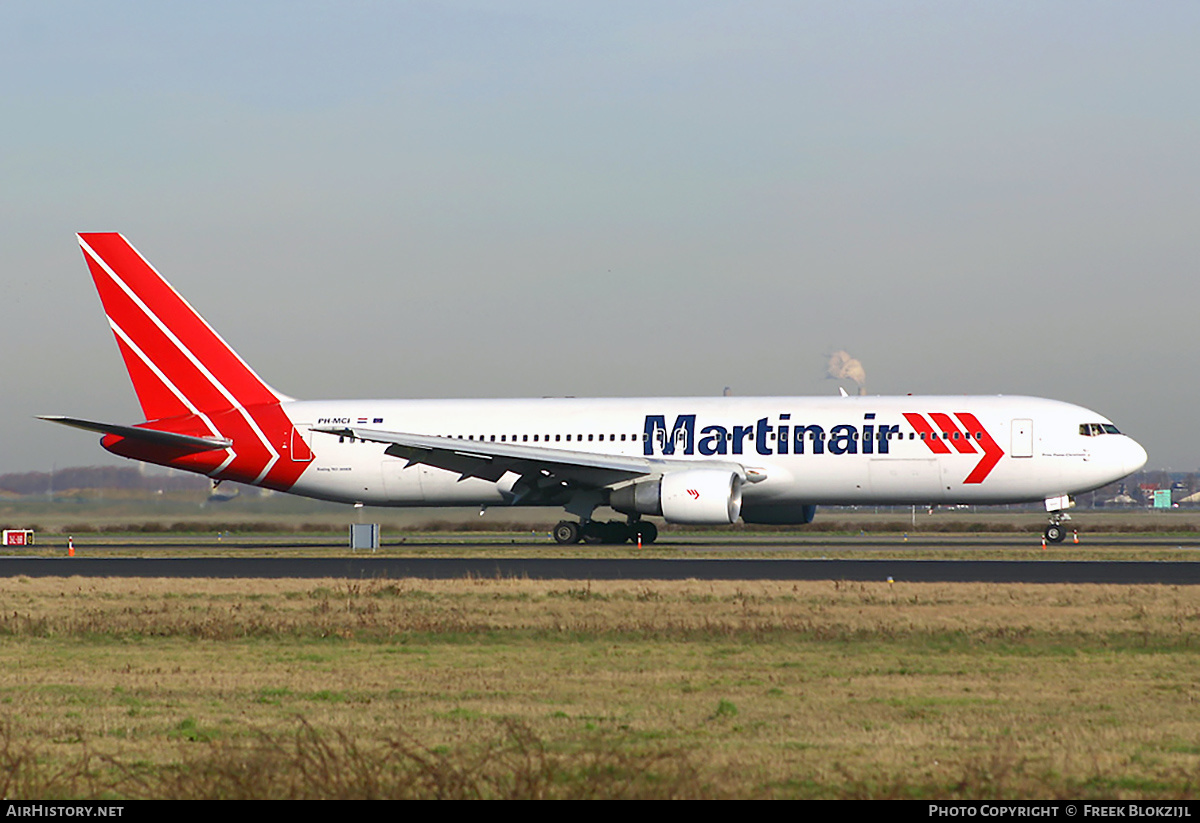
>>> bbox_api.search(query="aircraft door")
[289,425,314,462]
[1011,419,1033,458]
[674,428,689,450]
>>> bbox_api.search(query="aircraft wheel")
[1044,524,1065,544]
[553,521,581,544]
[603,521,631,544]
[580,521,606,544]
[631,522,658,544]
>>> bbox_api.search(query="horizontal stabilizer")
[38,416,233,452]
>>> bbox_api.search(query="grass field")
[2,575,1199,798]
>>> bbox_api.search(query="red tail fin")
[78,234,311,488]
[78,233,287,421]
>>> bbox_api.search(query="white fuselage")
[278,394,1147,508]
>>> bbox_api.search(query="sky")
[2,1,1198,473]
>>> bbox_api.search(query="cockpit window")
[1080,422,1122,436]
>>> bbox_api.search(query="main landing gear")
[552,519,658,545]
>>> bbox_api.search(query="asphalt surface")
[2,555,1200,583]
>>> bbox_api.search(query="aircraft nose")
[1123,437,1148,476]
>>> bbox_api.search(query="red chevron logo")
[902,412,1005,484]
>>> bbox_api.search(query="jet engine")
[610,470,743,525]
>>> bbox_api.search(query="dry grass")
[1,576,1199,798]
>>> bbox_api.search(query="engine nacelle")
[610,470,743,525]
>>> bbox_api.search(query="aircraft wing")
[312,425,656,486]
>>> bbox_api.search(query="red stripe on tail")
[79,233,284,420]
[78,233,310,492]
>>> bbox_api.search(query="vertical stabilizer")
[76,233,310,489]
[77,233,288,421]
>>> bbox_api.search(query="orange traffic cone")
[68,536,74,557]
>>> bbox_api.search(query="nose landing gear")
[1042,494,1076,544]
[1044,510,1071,544]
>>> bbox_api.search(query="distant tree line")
[0,466,210,495]
[1,466,1195,504]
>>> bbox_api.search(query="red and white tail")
[78,233,288,421]
[76,233,312,488]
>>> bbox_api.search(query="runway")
[3,555,1200,584]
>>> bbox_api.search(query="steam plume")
[826,350,866,395]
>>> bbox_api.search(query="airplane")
[41,233,1148,545]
